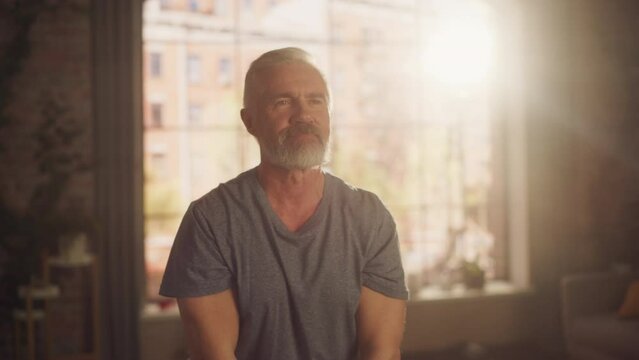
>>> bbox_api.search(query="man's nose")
[291,101,314,123]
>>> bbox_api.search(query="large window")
[143,0,510,305]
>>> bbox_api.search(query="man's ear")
[240,108,255,136]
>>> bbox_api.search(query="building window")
[150,152,169,179]
[150,103,163,127]
[218,57,232,87]
[188,0,199,12]
[215,0,228,16]
[362,27,379,44]
[187,54,201,84]
[150,52,162,78]
[188,104,203,125]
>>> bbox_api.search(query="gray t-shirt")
[160,168,408,360]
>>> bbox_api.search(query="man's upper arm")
[177,289,239,360]
[357,286,406,360]
[161,203,233,297]
[360,196,408,301]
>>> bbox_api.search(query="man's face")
[244,62,331,170]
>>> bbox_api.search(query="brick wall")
[0,1,94,357]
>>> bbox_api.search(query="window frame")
[139,0,530,307]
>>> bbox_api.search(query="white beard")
[261,123,329,170]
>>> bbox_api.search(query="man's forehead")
[257,62,326,87]
[260,60,320,73]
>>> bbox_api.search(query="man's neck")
[256,161,325,232]
[257,162,324,201]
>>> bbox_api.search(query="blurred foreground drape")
[92,0,145,359]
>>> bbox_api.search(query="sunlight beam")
[422,1,495,88]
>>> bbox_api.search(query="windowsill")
[409,281,534,303]
[141,301,180,320]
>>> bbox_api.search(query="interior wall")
[0,1,94,218]
[524,0,576,352]
[140,293,537,360]
[568,0,639,270]
[524,0,639,352]
[0,1,94,355]
[403,294,536,353]
[140,312,189,360]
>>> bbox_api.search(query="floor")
[403,342,568,360]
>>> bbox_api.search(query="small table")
[13,283,60,360]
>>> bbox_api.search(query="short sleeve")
[362,201,409,300]
[159,202,233,298]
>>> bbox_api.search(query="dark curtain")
[92,0,145,359]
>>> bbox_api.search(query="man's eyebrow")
[266,92,295,100]
[266,92,327,101]
[305,92,328,99]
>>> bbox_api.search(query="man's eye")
[274,99,291,106]
[309,98,325,106]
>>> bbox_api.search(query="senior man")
[160,47,408,360]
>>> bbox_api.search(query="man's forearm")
[178,291,239,360]
[187,348,237,360]
[358,348,401,360]
[183,323,237,360]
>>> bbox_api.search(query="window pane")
[143,0,507,306]
[150,103,163,128]
[144,127,252,301]
[189,0,199,12]
[187,55,201,84]
[150,52,162,77]
[215,0,228,16]
[218,57,232,87]
[188,104,203,125]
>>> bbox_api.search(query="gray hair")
[242,47,331,109]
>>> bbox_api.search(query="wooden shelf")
[50,353,97,360]
[18,284,60,300]
[12,309,45,321]
[14,254,100,360]
[48,255,94,268]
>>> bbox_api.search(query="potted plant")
[461,258,486,290]
[0,96,95,311]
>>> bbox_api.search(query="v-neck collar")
[250,167,330,240]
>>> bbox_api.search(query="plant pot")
[462,269,486,289]
[58,232,89,264]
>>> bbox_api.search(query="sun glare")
[422,1,495,88]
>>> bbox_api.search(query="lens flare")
[422,1,495,88]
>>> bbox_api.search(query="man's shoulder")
[325,171,388,212]
[191,167,257,213]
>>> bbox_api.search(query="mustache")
[279,123,324,145]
